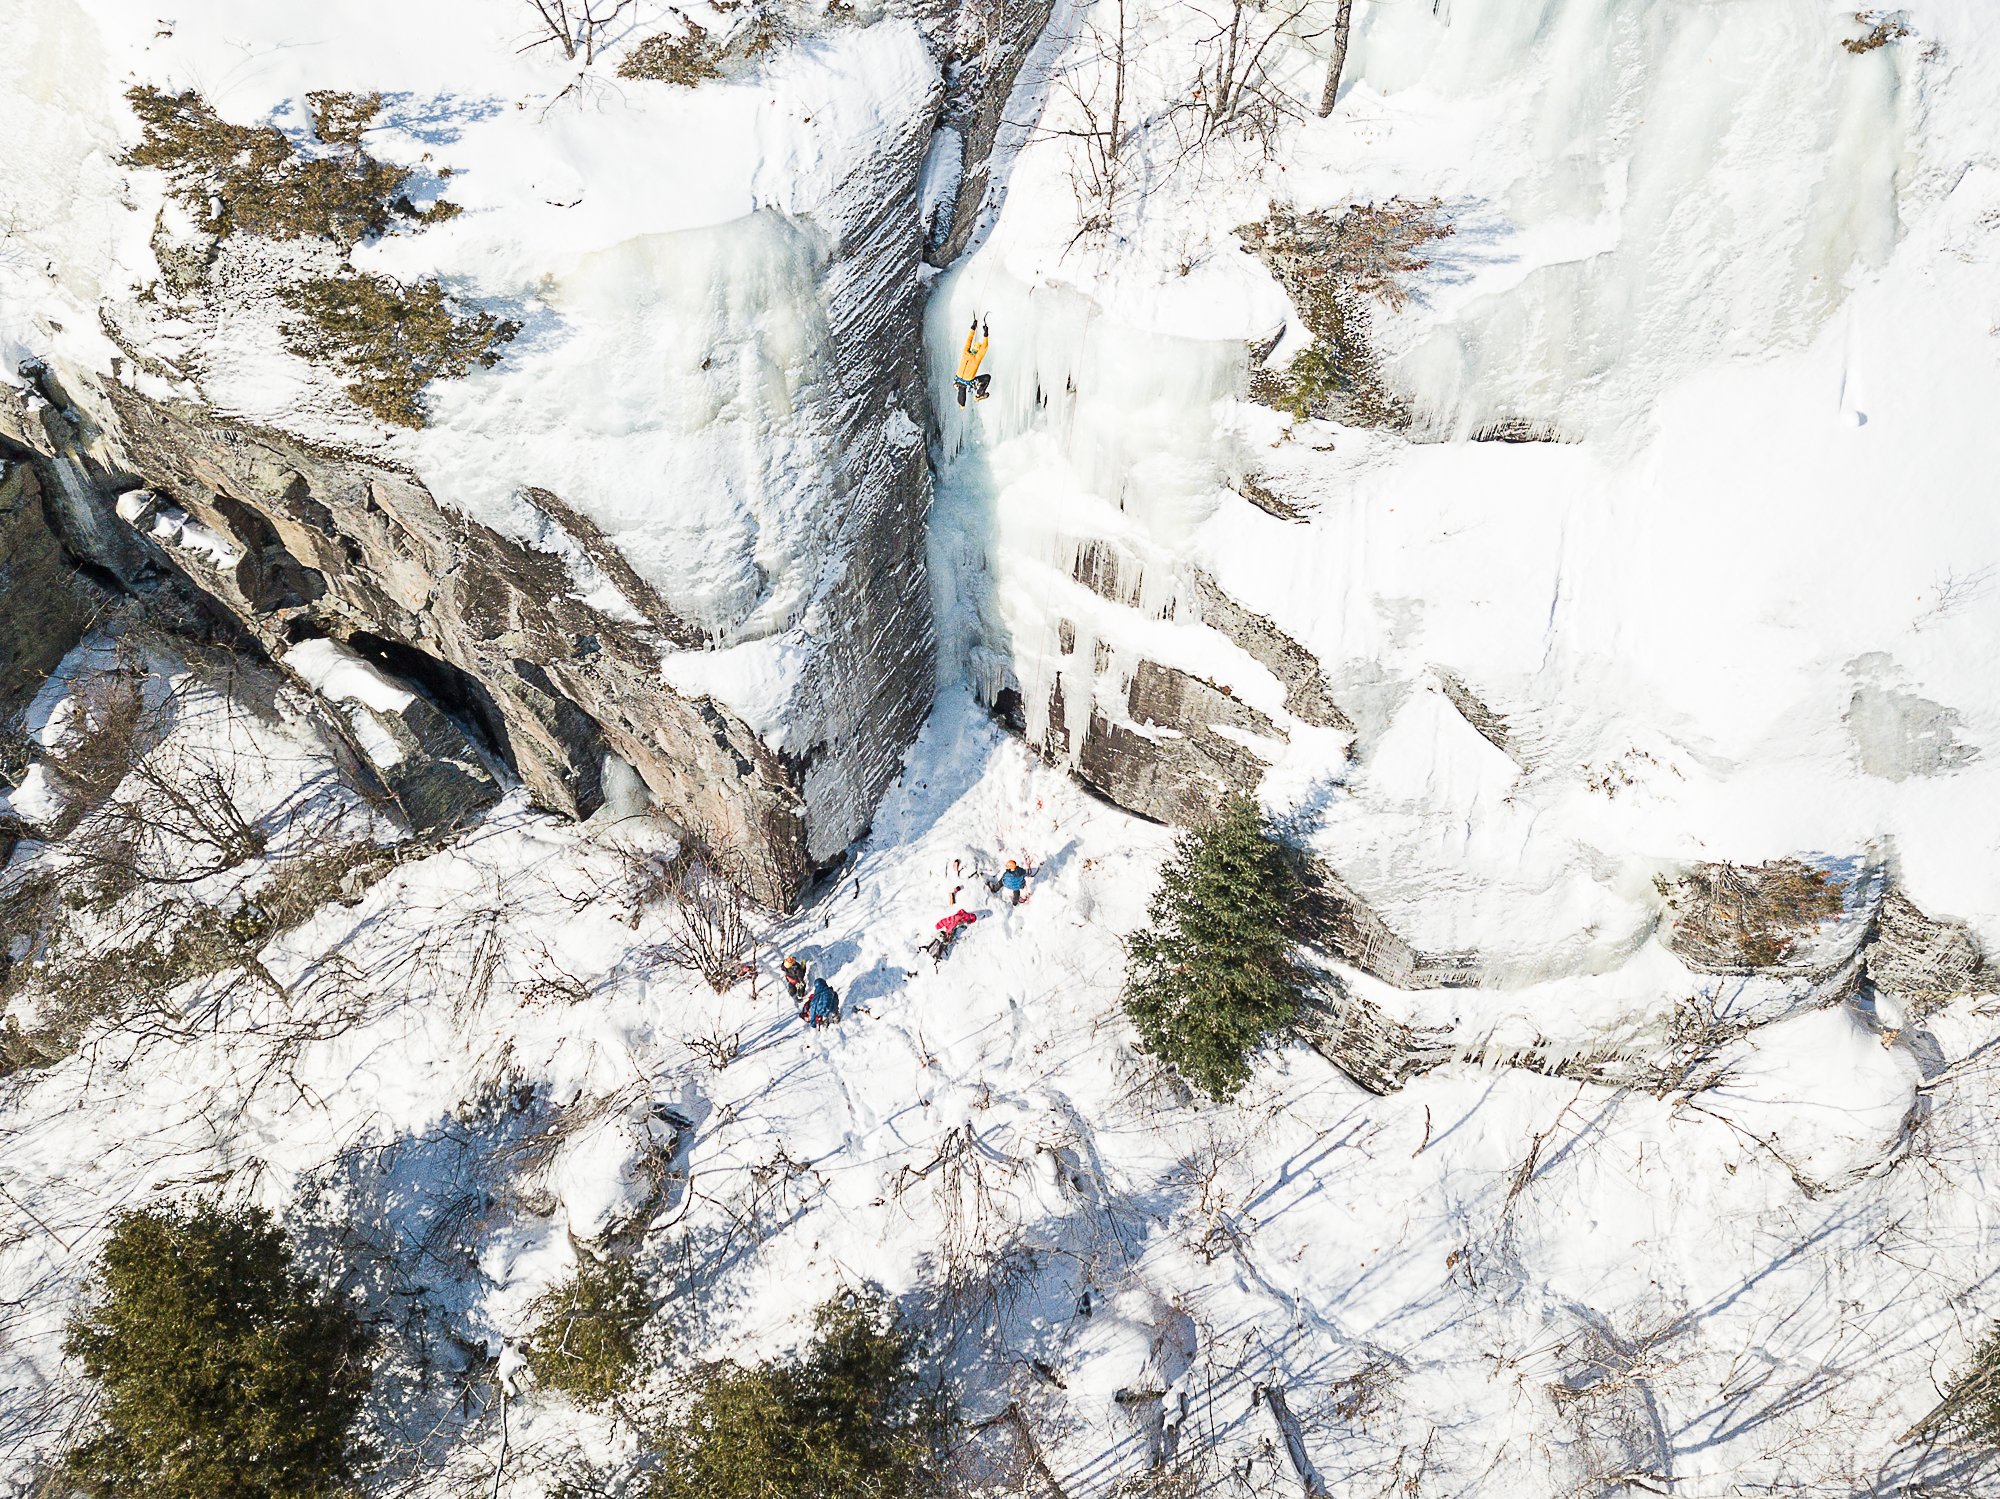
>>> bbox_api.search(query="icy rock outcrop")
[285,638,499,836]
[1864,888,1987,1014]
[0,0,1077,904]
[916,0,1060,264]
[17,379,815,897]
[930,271,1351,831]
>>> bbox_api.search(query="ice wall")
[927,265,1337,821]
[1353,0,1913,441]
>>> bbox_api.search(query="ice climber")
[925,907,979,964]
[805,976,839,1027]
[781,955,809,1004]
[955,318,991,407]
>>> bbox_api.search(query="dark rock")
[0,460,96,719]
[1192,572,1351,731]
[1431,667,1522,766]
[1071,660,1282,825]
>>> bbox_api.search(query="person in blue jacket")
[996,858,1031,905]
[805,977,840,1027]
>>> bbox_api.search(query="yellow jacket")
[956,326,989,381]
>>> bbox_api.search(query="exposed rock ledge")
[5,374,819,902]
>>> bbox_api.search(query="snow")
[6,677,1997,1494]
[285,637,418,716]
[7,0,2000,1493]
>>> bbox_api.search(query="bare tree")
[1045,0,1131,237]
[519,0,636,65]
[1315,0,1354,116]
[655,841,755,992]
[1200,0,1318,139]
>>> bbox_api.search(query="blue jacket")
[1001,868,1027,892]
[807,979,838,1024]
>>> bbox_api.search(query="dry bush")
[278,272,520,428]
[686,1022,745,1070]
[1648,992,1754,1098]
[651,839,759,992]
[1843,10,1910,52]
[619,21,726,83]
[1238,198,1454,427]
[87,741,268,886]
[124,86,457,246]
[306,89,384,146]
[1,840,395,1073]
[45,663,149,806]
[617,10,789,85]
[522,0,637,64]
[1904,1322,2000,1447]
[1658,859,1846,969]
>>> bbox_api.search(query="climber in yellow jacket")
[954,318,991,408]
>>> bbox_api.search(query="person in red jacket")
[924,908,978,965]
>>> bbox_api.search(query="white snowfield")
[4,1,2000,1498]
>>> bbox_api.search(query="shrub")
[1843,11,1910,53]
[648,1290,942,1499]
[618,22,727,84]
[1122,794,1307,1101]
[1904,1320,2000,1445]
[124,86,453,246]
[523,1257,652,1406]
[617,11,789,85]
[278,271,520,428]
[63,1201,372,1499]
[1238,198,1453,427]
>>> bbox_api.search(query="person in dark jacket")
[924,908,978,964]
[781,955,810,1005]
[805,977,839,1027]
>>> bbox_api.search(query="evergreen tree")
[1123,794,1306,1100]
[523,1256,651,1406]
[649,1290,941,1499]
[64,1201,372,1499]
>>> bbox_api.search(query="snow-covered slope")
[6,0,2000,1495]
[3,666,1997,1496]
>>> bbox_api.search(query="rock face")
[0,0,1083,906]
[988,527,1349,829]
[917,0,1060,265]
[10,373,822,900]
[283,636,500,837]
[0,458,95,719]
[1865,888,1986,1013]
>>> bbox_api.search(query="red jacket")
[936,909,977,936]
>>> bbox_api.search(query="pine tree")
[523,1256,651,1406]
[1123,794,1306,1100]
[64,1202,372,1499]
[648,1290,941,1499]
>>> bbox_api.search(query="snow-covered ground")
[6,0,2000,1493]
[4,661,1997,1495]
